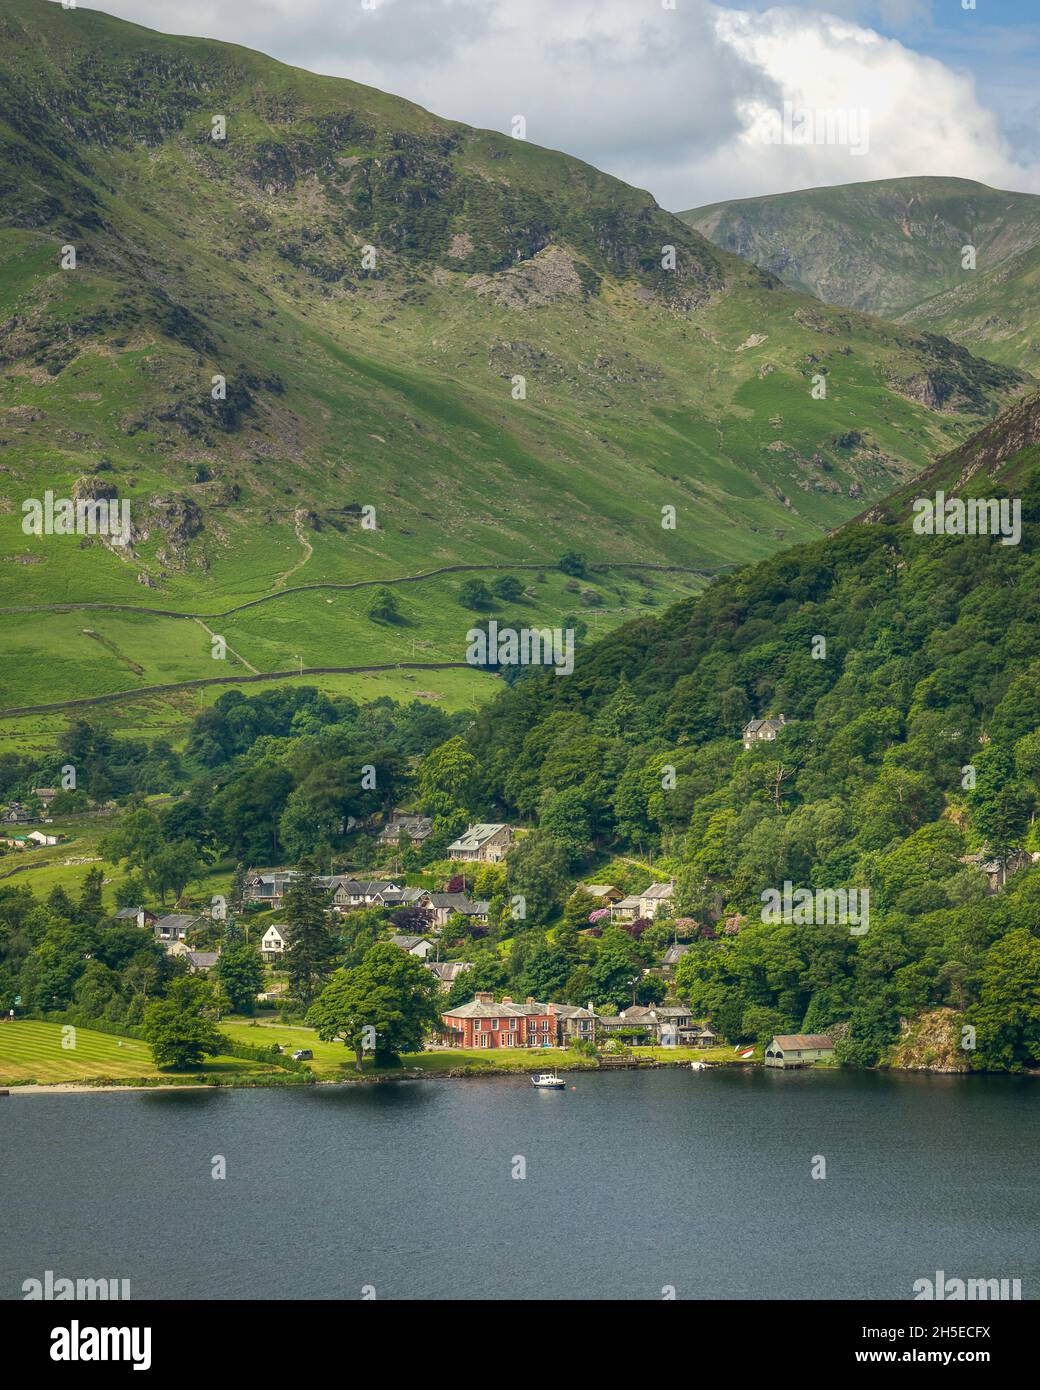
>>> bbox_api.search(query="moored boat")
[531,1072,566,1089]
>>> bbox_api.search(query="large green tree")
[505,829,569,928]
[143,977,224,1069]
[282,862,338,1007]
[308,942,442,1071]
[215,944,265,1015]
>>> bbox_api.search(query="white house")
[260,924,290,961]
[390,934,436,959]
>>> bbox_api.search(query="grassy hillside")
[682,177,1040,372]
[0,4,1028,715]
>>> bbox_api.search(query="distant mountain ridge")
[681,177,1040,372]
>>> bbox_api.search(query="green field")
[0,1019,279,1086]
[0,664,496,756]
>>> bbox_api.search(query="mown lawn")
[0,1019,279,1086]
[220,1018,599,1079]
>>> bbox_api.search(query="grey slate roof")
[427,893,487,915]
[443,998,528,1019]
[447,823,509,852]
[642,882,674,900]
[426,961,471,982]
[155,913,199,932]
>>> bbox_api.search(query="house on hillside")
[112,906,158,930]
[1,803,31,825]
[609,895,644,923]
[26,830,60,847]
[764,1034,835,1068]
[185,951,219,975]
[742,716,786,750]
[447,823,514,864]
[960,849,1033,894]
[260,923,289,961]
[378,812,434,849]
[639,883,675,919]
[326,878,402,912]
[425,960,472,992]
[378,886,431,911]
[153,913,202,943]
[661,943,691,976]
[33,787,58,812]
[243,869,300,910]
[425,893,490,931]
[390,934,436,959]
[579,884,623,905]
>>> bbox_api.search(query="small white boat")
[531,1072,566,1089]
[689,1061,707,1071]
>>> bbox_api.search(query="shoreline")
[1,1053,748,1094]
[4,1055,1007,1095]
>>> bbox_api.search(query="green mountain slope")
[0,3,1029,714]
[682,176,1040,372]
[463,390,1040,1069]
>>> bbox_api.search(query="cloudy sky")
[82,0,1040,209]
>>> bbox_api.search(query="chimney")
[501,996,513,1005]
[475,991,493,1004]
[526,996,535,1005]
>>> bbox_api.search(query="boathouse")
[764,1033,835,1068]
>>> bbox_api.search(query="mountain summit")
[682,176,1040,373]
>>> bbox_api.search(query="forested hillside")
[460,395,1040,1070]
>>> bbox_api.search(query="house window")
[474,1020,481,1032]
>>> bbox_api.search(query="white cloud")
[82,0,1040,208]
[698,6,1039,207]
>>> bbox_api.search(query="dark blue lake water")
[2,1067,1037,1300]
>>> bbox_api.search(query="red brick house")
[441,992,557,1049]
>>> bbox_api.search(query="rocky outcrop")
[466,246,586,309]
[888,1008,970,1072]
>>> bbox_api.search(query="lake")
[2,1067,1037,1300]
